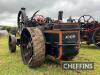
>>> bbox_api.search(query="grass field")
[0,36,100,75]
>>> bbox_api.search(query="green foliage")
[9,27,18,35]
[0,37,100,75]
[0,26,18,35]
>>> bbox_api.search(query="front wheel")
[8,34,16,53]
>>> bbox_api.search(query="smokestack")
[58,11,63,20]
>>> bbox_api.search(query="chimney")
[58,11,63,20]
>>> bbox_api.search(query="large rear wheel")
[93,28,100,48]
[20,27,45,67]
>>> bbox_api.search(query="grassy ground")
[0,36,100,75]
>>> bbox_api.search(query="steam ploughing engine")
[8,8,80,67]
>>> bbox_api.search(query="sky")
[0,0,100,27]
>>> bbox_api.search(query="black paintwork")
[44,32,78,58]
[17,8,80,59]
[62,45,78,58]
[44,33,59,57]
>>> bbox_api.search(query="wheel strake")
[20,27,45,67]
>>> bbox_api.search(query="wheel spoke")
[27,42,32,49]
[28,56,33,65]
[24,51,31,57]
[22,36,33,64]
[23,34,29,40]
[83,16,86,22]
[87,16,91,22]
